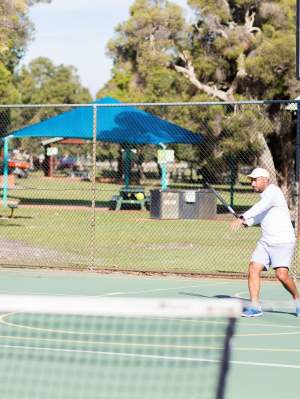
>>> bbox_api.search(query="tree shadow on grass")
[8,196,111,208]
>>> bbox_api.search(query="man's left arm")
[242,192,274,221]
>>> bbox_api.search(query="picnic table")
[110,186,149,210]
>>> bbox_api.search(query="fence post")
[293,100,300,279]
[90,105,97,270]
[296,102,300,240]
[2,137,9,208]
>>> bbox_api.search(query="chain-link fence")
[0,100,299,278]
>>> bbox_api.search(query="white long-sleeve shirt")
[242,184,295,244]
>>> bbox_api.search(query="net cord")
[0,296,242,318]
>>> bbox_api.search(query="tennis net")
[0,296,241,399]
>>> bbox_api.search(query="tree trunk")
[256,132,277,184]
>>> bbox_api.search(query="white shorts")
[251,240,296,271]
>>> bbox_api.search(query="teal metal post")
[159,145,168,191]
[161,162,168,191]
[2,137,9,208]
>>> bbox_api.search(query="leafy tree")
[0,0,52,140]
[0,0,52,94]
[96,0,192,181]
[99,0,300,203]
[175,0,298,197]
[11,57,92,154]
[16,57,91,107]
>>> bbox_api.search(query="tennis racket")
[205,183,239,219]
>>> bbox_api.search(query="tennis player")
[231,167,300,317]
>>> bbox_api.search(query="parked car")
[57,156,77,170]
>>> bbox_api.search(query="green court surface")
[0,269,299,399]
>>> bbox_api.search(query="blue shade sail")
[12,97,203,145]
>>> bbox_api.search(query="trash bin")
[150,189,180,219]
[179,189,216,219]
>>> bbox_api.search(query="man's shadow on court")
[179,292,296,316]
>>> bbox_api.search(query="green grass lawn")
[7,172,259,208]
[0,173,298,276]
[0,204,260,275]
[7,173,118,206]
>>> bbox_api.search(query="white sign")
[46,147,58,156]
[184,191,196,203]
[157,149,174,164]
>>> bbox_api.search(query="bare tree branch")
[245,10,261,34]
[174,51,234,101]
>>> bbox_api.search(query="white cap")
[247,167,270,179]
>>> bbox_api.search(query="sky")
[22,0,190,98]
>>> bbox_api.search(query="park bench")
[8,203,19,218]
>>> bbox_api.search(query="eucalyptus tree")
[0,0,52,139]
[100,0,300,203]
[174,0,298,191]
[12,57,92,154]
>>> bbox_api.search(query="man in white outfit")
[231,167,300,317]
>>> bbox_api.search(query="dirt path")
[0,238,89,268]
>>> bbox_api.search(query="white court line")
[0,334,224,349]
[0,290,87,296]
[3,315,300,339]
[0,290,120,297]
[234,291,248,299]
[230,360,300,369]
[1,344,300,369]
[234,290,298,313]
[2,313,300,341]
[231,294,300,330]
[96,281,229,297]
[0,313,228,336]
[1,334,300,352]
[0,281,228,297]
[233,291,297,308]
[3,311,300,336]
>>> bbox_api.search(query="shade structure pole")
[124,147,132,189]
[2,137,9,208]
[161,162,168,191]
[90,105,97,270]
[159,144,168,191]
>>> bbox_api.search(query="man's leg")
[248,261,264,305]
[242,262,264,317]
[274,267,300,300]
